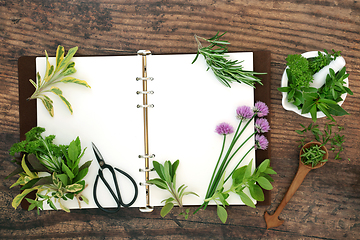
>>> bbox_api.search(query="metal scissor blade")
[92,142,105,166]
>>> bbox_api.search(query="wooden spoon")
[264,142,328,229]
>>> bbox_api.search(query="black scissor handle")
[93,166,138,213]
[93,168,121,213]
[114,167,138,207]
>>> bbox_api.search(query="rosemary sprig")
[28,45,91,117]
[192,32,265,88]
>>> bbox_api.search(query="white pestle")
[310,56,346,89]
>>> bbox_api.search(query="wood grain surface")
[1,0,359,239]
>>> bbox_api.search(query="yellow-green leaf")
[10,176,25,188]
[59,200,70,212]
[60,77,91,88]
[40,95,54,117]
[29,79,37,89]
[50,87,73,114]
[58,46,78,70]
[12,187,40,209]
[65,183,83,193]
[56,45,65,70]
[217,205,228,223]
[21,155,37,179]
[160,202,174,218]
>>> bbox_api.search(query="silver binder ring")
[138,154,155,158]
[139,168,154,172]
[136,77,154,81]
[139,182,152,186]
[137,104,154,108]
[136,90,154,95]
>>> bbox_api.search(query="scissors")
[92,142,138,213]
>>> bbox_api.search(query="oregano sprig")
[192,31,265,88]
[28,45,91,117]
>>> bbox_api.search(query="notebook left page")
[36,55,147,209]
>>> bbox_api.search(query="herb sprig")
[147,160,198,219]
[192,32,265,88]
[29,45,91,117]
[296,120,348,161]
[206,159,276,223]
[300,144,327,167]
[7,127,92,214]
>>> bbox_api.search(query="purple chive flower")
[254,101,269,117]
[255,134,268,150]
[215,122,234,135]
[236,106,254,120]
[254,118,271,133]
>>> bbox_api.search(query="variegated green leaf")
[60,77,91,88]
[80,195,89,205]
[59,200,70,212]
[58,46,78,70]
[12,187,40,209]
[56,45,65,70]
[10,176,25,188]
[50,87,73,114]
[65,183,83,193]
[39,95,54,117]
[21,155,37,179]
[37,71,41,85]
[29,79,37,89]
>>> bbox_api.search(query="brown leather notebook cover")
[17,51,272,206]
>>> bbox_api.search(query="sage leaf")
[60,77,91,88]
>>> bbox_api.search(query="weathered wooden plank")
[1,0,359,239]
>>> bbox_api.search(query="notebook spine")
[137,50,154,213]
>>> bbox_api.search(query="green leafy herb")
[278,50,352,122]
[28,45,91,117]
[7,127,92,214]
[192,31,265,88]
[205,159,276,223]
[296,120,348,161]
[300,144,327,167]
[147,160,198,219]
[308,49,341,74]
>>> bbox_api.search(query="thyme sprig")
[192,32,265,88]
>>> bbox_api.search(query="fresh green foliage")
[7,127,91,214]
[300,144,327,167]
[29,45,91,117]
[192,31,265,88]
[296,121,348,161]
[308,49,341,74]
[147,160,198,219]
[278,50,352,122]
[205,159,276,223]
[285,54,313,89]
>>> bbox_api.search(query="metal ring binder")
[137,49,154,212]
[139,168,153,172]
[136,77,154,81]
[137,104,154,108]
[136,90,154,95]
[139,182,152,186]
[138,154,155,158]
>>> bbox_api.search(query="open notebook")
[18,51,271,211]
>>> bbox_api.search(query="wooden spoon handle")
[272,162,312,218]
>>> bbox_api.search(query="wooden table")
[1,1,359,239]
